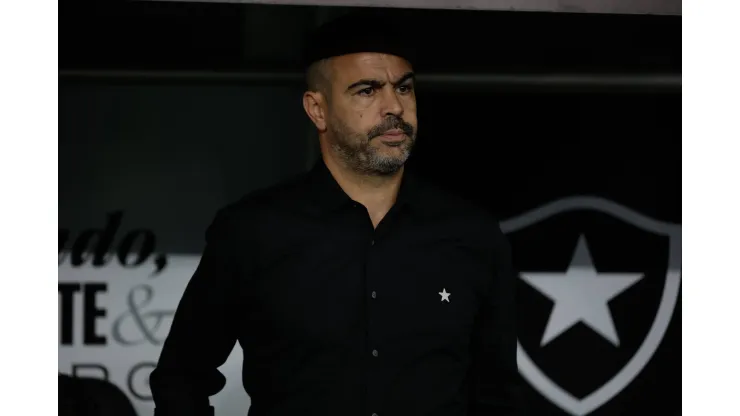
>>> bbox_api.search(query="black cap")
[302,10,416,70]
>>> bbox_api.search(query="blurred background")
[58,1,681,415]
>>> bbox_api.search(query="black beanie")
[302,9,416,70]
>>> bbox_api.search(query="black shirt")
[150,160,521,416]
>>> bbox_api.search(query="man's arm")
[150,209,241,416]
[468,223,525,415]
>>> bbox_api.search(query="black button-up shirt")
[150,160,521,416]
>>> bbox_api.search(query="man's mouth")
[380,129,406,141]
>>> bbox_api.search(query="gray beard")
[328,119,415,176]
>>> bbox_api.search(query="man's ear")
[303,91,328,132]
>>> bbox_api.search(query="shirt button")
[370,240,375,246]
[371,291,377,299]
[372,349,379,357]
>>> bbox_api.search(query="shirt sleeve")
[150,209,241,416]
[468,222,526,416]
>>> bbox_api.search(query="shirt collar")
[303,158,423,216]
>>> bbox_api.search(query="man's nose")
[380,86,404,118]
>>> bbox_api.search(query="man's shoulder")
[413,176,510,259]
[413,174,501,228]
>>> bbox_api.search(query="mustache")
[367,116,414,140]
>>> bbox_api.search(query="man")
[150,11,522,416]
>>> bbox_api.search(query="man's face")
[324,52,417,176]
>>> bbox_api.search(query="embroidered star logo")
[439,288,451,302]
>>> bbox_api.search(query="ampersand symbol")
[112,284,174,346]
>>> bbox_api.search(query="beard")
[327,114,417,176]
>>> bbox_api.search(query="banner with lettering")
[58,225,249,416]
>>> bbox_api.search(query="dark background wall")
[59,2,680,415]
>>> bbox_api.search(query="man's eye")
[358,87,374,96]
[397,85,413,94]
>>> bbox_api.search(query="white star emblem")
[520,235,643,347]
[439,288,451,302]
